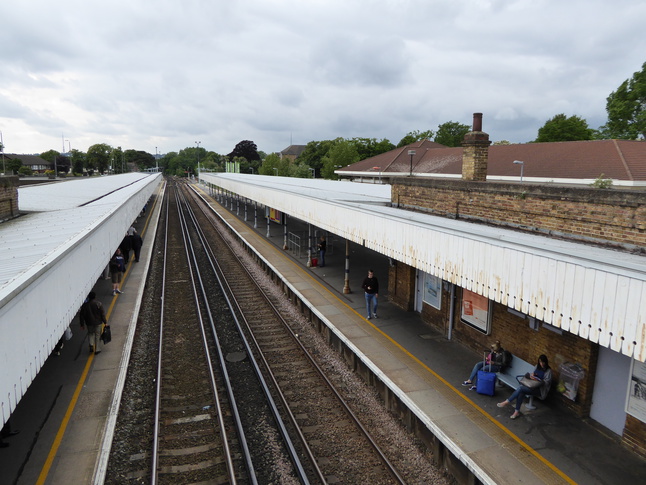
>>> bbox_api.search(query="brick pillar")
[0,176,19,222]
[462,113,491,181]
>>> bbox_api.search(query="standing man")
[317,236,327,267]
[361,269,379,319]
[132,231,143,262]
[110,249,126,296]
[79,291,107,354]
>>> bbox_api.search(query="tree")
[70,149,85,175]
[434,121,470,147]
[298,140,337,172]
[227,140,261,162]
[535,114,594,142]
[349,137,395,160]
[259,153,287,175]
[125,149,155,170]
[321,140,360,179]
[601,62,646,139]
[86,143,112,174]
[397,130,435,147]
[39,149,60,164]
[56,154,70,174]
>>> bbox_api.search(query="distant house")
[279,145,307,162]
[338,139,646,186]
[3,154,53,173]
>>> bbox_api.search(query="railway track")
[106,178,434,484]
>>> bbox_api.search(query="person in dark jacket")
[110,249,126,296]
[79,292,107,354]
[317,236,327,267]
[361,269,379,319]
[119,233,133,263]
[132,233,143,262]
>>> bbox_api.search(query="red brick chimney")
[461,113,491,181]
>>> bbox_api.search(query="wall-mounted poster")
[627,358,646,422]
[423,273,442,310]
[461,289,491,334]
[269,208,282,224]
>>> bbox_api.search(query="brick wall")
[0,176,19,222]
[387,178,646,456]
[392,179,646,250]
[387,262,416,311]
[623,414,646,458]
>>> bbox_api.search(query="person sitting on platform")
[497,354,552,419]
[462,341,505,391]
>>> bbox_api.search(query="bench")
[496,355,539,409]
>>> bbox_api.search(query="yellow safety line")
[37,197,158,483]
[213,202,577,485]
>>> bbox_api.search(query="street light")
[0,131,5,175]
[309,167,315,178]
[513,160,524,182]
[155,146,158,172]
[196,141,201,177]
[408,149,416,176]
[273,167,278,176]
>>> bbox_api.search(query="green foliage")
[601,62,646,140]
[125,149,155,170]
[6,157,22,174]
[434,121,470,147]
[87,143,113,174]
[18,165,33,176]
[535,114,594,142]
[397,129,435,147]
[348,137,394,159]
[227,140,261,161]
[70,149,85,175]
[298,140,337,171]
[39,149,60,163]
[590,174,613,189]
[259,153,288,175]
[321,140,360,179]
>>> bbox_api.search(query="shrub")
[590,174,613,189]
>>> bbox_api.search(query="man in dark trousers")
[361,269,379,319]
[79,291,107,354]
[317,236,327,267]
[132,232,143,262]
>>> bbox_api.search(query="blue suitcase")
[476,370,497,396]
[476,352,497,396]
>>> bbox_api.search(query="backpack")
[501,350,513,369]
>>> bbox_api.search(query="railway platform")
[1,180,644,484]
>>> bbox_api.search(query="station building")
[203,115,646,458]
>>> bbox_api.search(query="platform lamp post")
[155,147,158,172]
[273,167,278,176]
[196,141,201,179]
[513,160,524,182]
[408,149,416,176]
[1,131,5,175]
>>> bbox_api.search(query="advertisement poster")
[423,274,442,310]
[461,289,491,333]
[627,358,646,421]
[269,208,282,224]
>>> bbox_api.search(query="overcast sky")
[1,0,645,157]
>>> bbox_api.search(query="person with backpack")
[462,340,507,391]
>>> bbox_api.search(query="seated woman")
[497,354,552,419]
[462,341,504,391]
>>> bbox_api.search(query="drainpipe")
[447,283,455,341]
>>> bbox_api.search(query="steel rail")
[179,184,307,483]
[174,186,243,483]
[188,182,407,484]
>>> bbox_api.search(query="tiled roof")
[340,139,646,181]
